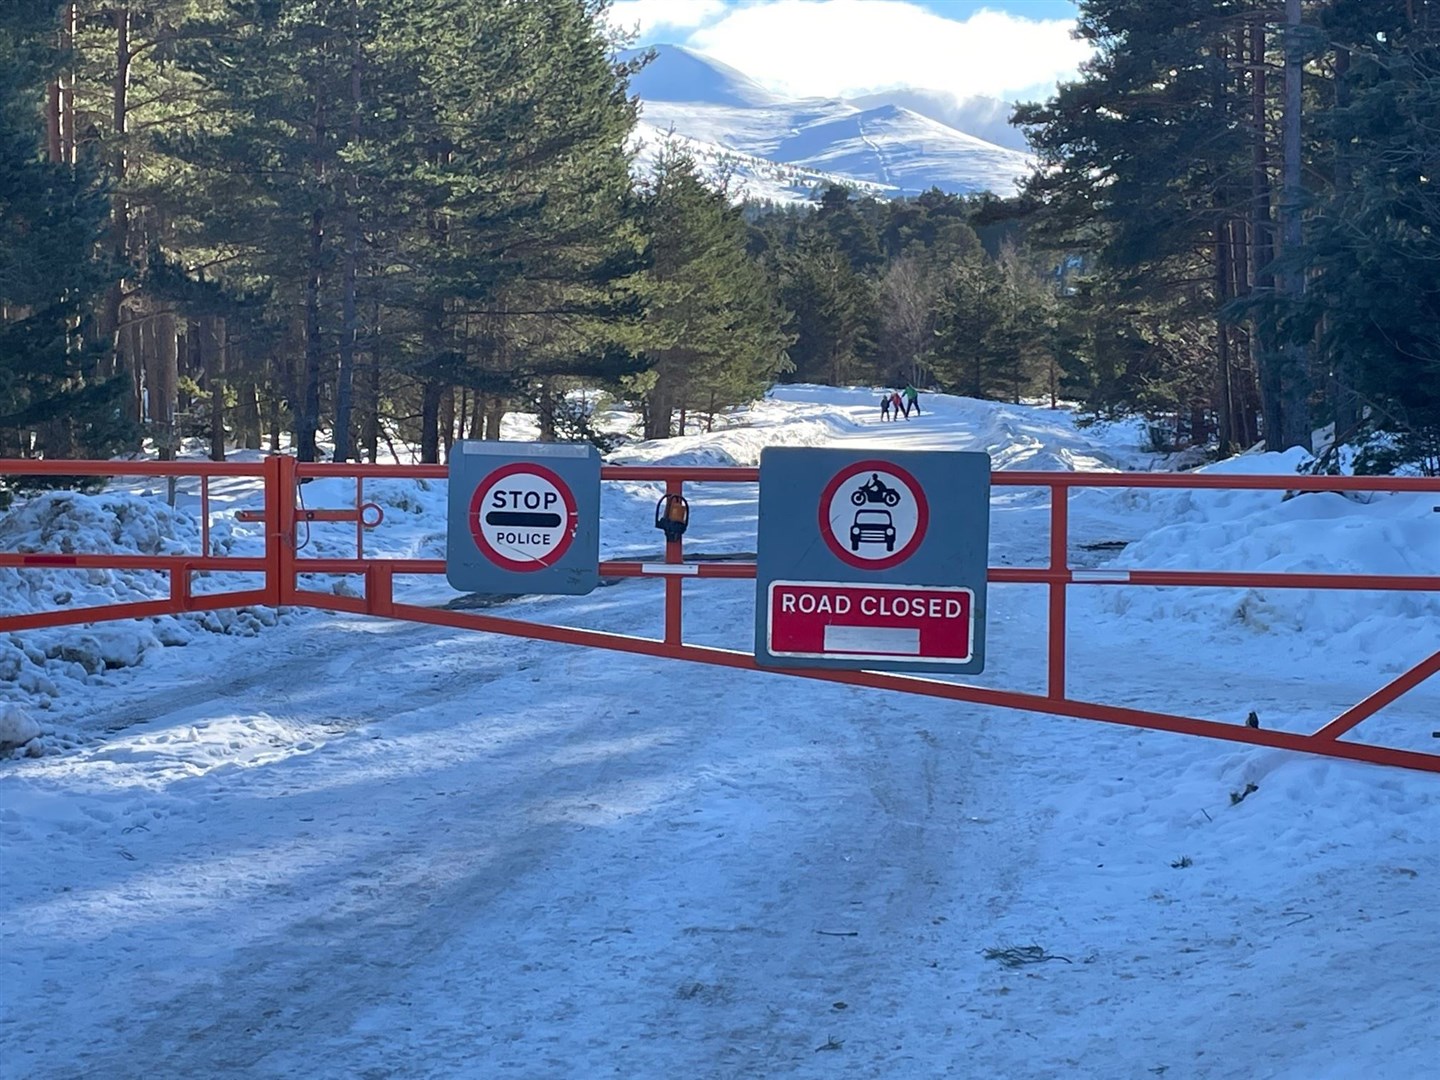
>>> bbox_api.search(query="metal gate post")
[663,478,684,646]
[261,455,299,608]
[1047,481,1069,699]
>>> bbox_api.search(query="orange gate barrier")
[2,456,1437,773]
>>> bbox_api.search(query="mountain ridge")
[624,45,1034,202]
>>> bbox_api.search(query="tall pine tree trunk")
[1275,0,1312,451]
[100,6,132,387]
[536,380,557,442]
[419,382,443,463]
[333,7,362,462]
[482,396,505,440]
[335,217,357,461]
[1329,45,1358,441]
[47,5,76,164]
[359,291,381,462]
[267,387,282,453]
[1249,15,1281,448]
[439,388,455,459]
[120,313,142,426]
[207,316,226,461]
[155,311,178,465]
[297,208,324,461]
[1215,223,1235,455]
[644,375,673,440]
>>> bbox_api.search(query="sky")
[607,0,1092,105]
[2,384,1438,1077]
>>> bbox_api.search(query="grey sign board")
[754,448,990,673]
[446,441,601,595]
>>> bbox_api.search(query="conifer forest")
[1,0,1437,478]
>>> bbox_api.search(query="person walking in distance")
[903,383,921,418]
[880,392,891,422]
[890,390,904,421]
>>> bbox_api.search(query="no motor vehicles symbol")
[818,459,929,570]
[468,462,579,572]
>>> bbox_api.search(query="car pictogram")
[850,509,896,551]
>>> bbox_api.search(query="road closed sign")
[767,582,975,665]
[446,442,600,595]
[754,447,990,674]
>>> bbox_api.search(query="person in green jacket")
[902,383,921,418]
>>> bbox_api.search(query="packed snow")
[2,386,1438,1079]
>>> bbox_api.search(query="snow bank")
[0,702,41,755]
[0,490,282,752]
[1082,450,1440,660]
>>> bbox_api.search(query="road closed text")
[777,590,965,620]
[766,581,975,664]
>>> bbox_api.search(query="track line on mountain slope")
[855,113,895,189]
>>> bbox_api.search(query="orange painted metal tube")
[0,589,273,633]
[294,462,447,479]
[287,593,1440,775]
[1313,649,1440,740]
[1047,483,1068,699]
[237,508,372,524]
[994,470,1438,493]
[200,475,210,557]
[602,464,760,484]
[274,454,298,606]
[4,457,1435,491]
[663,479,684,646]
[0,554,265,571]
[0,459,263,477]
[276,559,1440,596]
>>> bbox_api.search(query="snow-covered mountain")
[847,88,1028,152]
[625,45,1034,202]
[629,121,893,206]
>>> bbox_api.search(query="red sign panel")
[766,581,974,665]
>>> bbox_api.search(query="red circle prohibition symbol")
[818,458,930,571]
[468,462,579,573]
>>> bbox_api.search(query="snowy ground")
[2,386,1438,1079]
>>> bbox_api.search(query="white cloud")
[608,0,729,38]
[684,1,1091,103]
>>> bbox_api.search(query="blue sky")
[608,0,1090,104]
[909,1,1077,19]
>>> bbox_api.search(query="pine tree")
[634,145,790,439]
[0,1,133,471]
[377,0,646,454]
[774,231,874,387]
[1015,0,1300,449]
[1295,0,1440,470]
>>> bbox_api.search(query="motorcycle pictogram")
[851,473,902,507]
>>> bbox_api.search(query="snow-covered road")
[3,387,1438,1079]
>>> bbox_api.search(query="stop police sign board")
[468,462,578,572]
[754,448,990,673]
[446,441,600,595]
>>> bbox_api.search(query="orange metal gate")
[2,455,1438,773]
